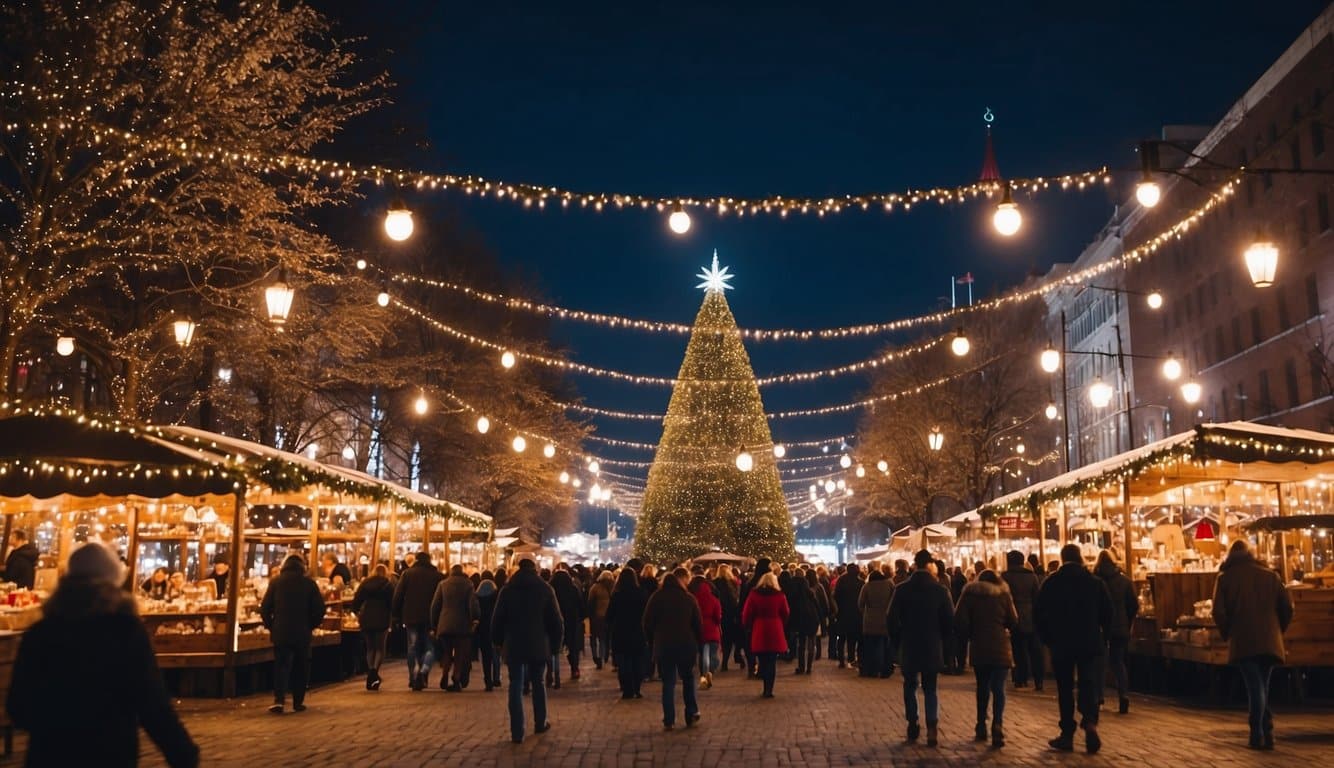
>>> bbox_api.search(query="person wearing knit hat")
[260,553,327,713]
[7,541,200,767]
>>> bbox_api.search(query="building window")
[1222,388,1231,421]
[1277,290,1292,330]
[1215,326,1226,363]
[1314,119,1326,158]
[1232,316,1243,355]
[1285,358,1301,409]
[1259,369,1272,414]
[1269,122,1279,146]
[1308,273,1322,318]
[1312,350,1329,398]
[1237,382,1248,420]
[1291,139,1302,171]
[1298,205,1310,248]
[1251,306,1264,345]
[1318,191,1330,232]
[1262,171,1273,192]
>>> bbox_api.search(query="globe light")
[1088,378,1114,409]
[824,479,836,495]
[877,459,889,474]
[384,201,414,242]
[56,336,75,356]
[836,479,846,491]
[476,415,490,434]
[735,448,754,472]
[512,435,527,453]
[1244,237,1278,287]
[413,391,428,415]
[501,350,517,369]
[172,319,197,349]
[355,258,368,271]
[845,487,854,498]
[589,483,602,503]
[1181,380,1203,404]
[855,464,865,478]
[772,443,786,458]
[1146,291,1164,310]
[559,471,570,484]
[1162,353,1182,381]
[341,445,356,461]
[571,477,582,488]
[928,427,944,452]
[306,443,319,459]
[588,459,600,475]
[543,443,556,459]
[839,454,852,469]
[1045,402,1059,420]
[950,329,971,357]
[376,288,390,307]
[992,184,1021,237]
[1135,179,1162,209]
[264,271,295,329]
[1015,442,1026,455]
[668,205,691,235]
[217,367,233,383]
[1040,345,1061,373]
[601,487,612,502]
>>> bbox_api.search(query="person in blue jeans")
[643,567,703,729]
[888,550,955,747]
[490,557,564,744]
[1211,539,1293,750]
[954,569,1019,748]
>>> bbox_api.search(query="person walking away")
[857,566,894,678]
[712,566,742,671]
[1094,550,1138,714]
[3,530,39,590]
[551,569,586,682]
[1001,550,1044,691]
[7,541,198,767]
[431,564,480,691]
[786,569,819,674]
[741,571,789,698]
[351,563,394,690]
[391,551,444,690]
[738,558,772,676]
[690,573,723,687]
[260,554,326,714]
[948,567,969,673]
[832,563,864,669]
[888,550,954,747]
[955,569,1018,748]
[475,574,501,691]
[808,569,831,664]
[491,557,563,744]
[606,568,649,698]
[1211,539,1294,750]
[643,568,703,729]
[1035,544,1112,754]
[586,570,614,670]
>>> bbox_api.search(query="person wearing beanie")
[1035,544,1112,755]
[7,541,199,767]
[491,557,564,744]
[888,549,955,747]
[260,554,327,714]
[1002,550,1044,691]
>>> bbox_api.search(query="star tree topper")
[696,250,735,293]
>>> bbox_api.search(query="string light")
[511,435,527,453]
[500,350,516,369]
[476,416,490,434]
[543,443,557,458]
[383,200,413,241]
[772,444,786,458]
[668,204,691,234]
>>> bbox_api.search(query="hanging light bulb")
[384,199,414,241]
[824,479,836,495]
[877,459,889,474]
[668,204,691,235]
[1045,402,1059,420]
[601,487,612,502]
[1040,344,1061,373]
[836,479,846,491]
[512,435,527,453]
[571,477,582,488]
[1145,290,1164,310]
[1088,378,1114,409]
[992,183,1022,236]
[1180,380,1203,404]
[589,483,602,503]
[808,484,818,499]
[1161,353,1182,381]
[355,258,368,271]
[559,471,570,484]
[342,445,356,461]
[735,447,754,472]
[839,454,852,469]
[855,464,866,478]
[501,350,516,369]
[376,285,390,307]
[588,459,600,475]
[476,415,491,434]
[543,443,556,458]
[413,390,429,415]
[1244,235,1278,287]
[772,444,786,458]
[951,329,971,357]
[1015,442,1026,455]
[1135,175,1162,209]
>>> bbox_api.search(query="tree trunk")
[0,327,19,399]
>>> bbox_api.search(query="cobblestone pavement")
[34,657,1334,766]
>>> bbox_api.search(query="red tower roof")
[979,126,1001,182]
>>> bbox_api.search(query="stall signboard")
[996,516,1037,537]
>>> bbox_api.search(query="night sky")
[325,1,1326,469]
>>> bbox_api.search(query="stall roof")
[976,422,1334,518]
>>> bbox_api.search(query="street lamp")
[413,390,428,415]
[1145,290,1164,310]
[172,319,197,349]
[1244,236,1278,287]
[992,183,1022,236]
[950,329,971,357]
[55,336,75,357]
[384,199,414,242]
[1161,353,1182,381]
[1089,378,1115,409]
[1180,380,1203,404]
[928,427,944,452]
[264,271,295,328]
[735,447,753,472]
[1040,344,1061,373]
[668,204,691,235]
[1045,401,1059,420]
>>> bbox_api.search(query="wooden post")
[389,502,398,566]
[223,486,247,698]
[369,499,383,566]
[1035,501,1045,565]
[125,503,140,584]
[443,514,451,570]
[309,490,321,562]
[1122,479,1133,574]
[1275,483,1289,583]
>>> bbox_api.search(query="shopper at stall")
[955,569,1018,748]
[166,571,186,601]
[8,540,199,767]
[643,567,703,730]
[1035,544,1112,754]
[392,551,444,691]
[1211,539,1294,750]
[351,563,394,691]
[208,557,230,600]
[741,570,789,698]
[260,554,327,714]
[1002,550,1044,692]
[887,550,955,747]
[141,567,169,600]
[491,556,563,744]
[1094,550,1139,714]
[4,530,39,589]
[430,564,480,691]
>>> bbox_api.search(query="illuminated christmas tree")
[634,253,795,563]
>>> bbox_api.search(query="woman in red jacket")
[741,571,790,698]
[690,574,723,689]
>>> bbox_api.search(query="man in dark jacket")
[887,550,955,747]
[1094,550,1138,714]
[832,563,864,669]
[492,557,563,744]
[260,554,326,714]
[430,564,480,691]
[4,530,39,589]
[1035,545,1112,754]
[392,551,444,690]
[550,568,586,682]
[643,567,703,730]
[8,541,198,767]
[1002,550,1044,691]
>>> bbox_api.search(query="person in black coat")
[491,558,563,744]
[713,567,742,670]
[475,576,501,691]
[832,563,864,669]
[784,571,819,674]
[351,563,394,690]
[642,568,703,729]
[550,569,586,683]
[4,530,39,590]
[887,551,955,746]
[8,542,198,768]
[605,568,649,698]
[1035,544,1113,755]
[260,554,326,713]
[391,551,444,690]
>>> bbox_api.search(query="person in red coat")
[741,571,790,698]
[690,574,723,688]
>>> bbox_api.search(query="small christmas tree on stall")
[634,253,795,563]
